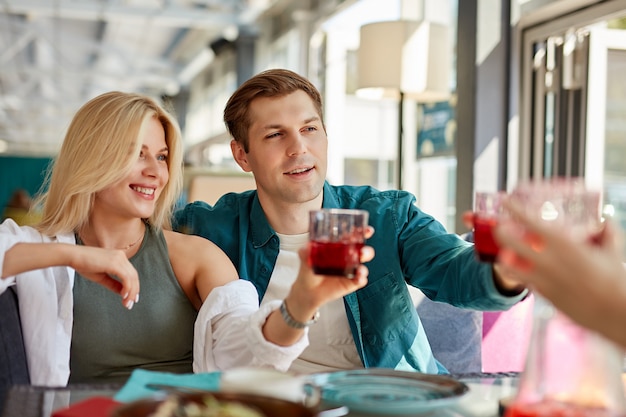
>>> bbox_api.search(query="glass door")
[525,30,589,179]
[518,1,626,257]
[586,27,626,235]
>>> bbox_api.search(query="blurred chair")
[186,174,256,205]
[410,287,483,374]
[0,286,30,412]
[414,289,534,374]
[481,293,534,372]
[416,296,483,373]
[459,231,534,372]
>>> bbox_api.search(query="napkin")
[114,369,221,403]
[51,397,122,417]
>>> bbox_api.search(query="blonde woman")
[0,91,370,386]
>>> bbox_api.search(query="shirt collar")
[249,192,276,248]
[249,181,339,248]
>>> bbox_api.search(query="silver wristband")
[279,300,320,329]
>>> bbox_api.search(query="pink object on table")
[482,294,535,372]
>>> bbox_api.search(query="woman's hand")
[69,245,140,309]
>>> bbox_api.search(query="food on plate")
[149,395,264,417]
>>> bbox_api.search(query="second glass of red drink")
[308,208,369,278]
[473,191,507,262]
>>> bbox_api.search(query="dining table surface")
[0,371,521,417]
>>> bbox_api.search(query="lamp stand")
[397,90,404,190]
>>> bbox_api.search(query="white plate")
[305,369,469,415]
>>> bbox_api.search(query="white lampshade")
[357,20,451,102]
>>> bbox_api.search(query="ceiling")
[0,0,277,156]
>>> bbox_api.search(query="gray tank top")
[69,224,197,383]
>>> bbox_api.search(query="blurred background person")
[2,189,41,226]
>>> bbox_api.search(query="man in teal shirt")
[174,69,526,374]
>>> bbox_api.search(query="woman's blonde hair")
[34,91,183,236]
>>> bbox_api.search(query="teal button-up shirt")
[173,182,525,374]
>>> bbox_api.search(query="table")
[0,372,520,417]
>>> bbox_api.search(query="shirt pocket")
[357,272,417,347]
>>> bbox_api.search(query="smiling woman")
[0,90,371,388]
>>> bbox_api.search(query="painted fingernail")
[122,292,129,299]
[125,300,134,310]
[135,294,139,303]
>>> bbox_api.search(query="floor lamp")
[357,20,451,190]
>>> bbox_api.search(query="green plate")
[305,369,469,415]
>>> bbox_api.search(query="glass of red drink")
[308,209,369,278]
[473,191,507,262]
[503,178,625,417]
[511,178,602,239]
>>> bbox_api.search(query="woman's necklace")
[118,230,145,251]
[77,224,145,251]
